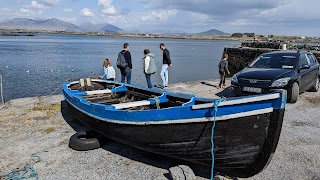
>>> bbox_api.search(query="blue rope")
[0,150,48,180]
[210,97,225,180]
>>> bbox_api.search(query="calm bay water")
[0,34,240,101]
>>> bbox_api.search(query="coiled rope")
[0,150,48,180]
[210,97,226,180]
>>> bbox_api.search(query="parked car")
[231,50,319,103]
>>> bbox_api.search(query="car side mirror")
[301,64,310,69]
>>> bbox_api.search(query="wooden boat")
[63,78,286,178]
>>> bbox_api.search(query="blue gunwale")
[63,80,286,123]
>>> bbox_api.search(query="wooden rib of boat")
[63,78,287,178]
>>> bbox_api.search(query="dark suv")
[231,51,319,103]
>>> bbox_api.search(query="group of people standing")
[102,42,172,89]
[102,42,230,89]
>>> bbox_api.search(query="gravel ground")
[0,79,319,180]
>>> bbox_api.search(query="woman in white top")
[143,49,157,88]
[102,58,116,81]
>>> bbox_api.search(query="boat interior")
[67,78,215,110]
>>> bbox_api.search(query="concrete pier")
[0,79,319,180]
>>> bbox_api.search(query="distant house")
[301,36,306,39]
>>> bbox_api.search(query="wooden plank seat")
[112,93,168,110]
[85,89,113,95]
[84,84,127,96]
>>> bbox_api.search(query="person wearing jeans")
[160,64,169,87]
[145,73,152,88]
[121,67,132,84]
[118,43,132,84]
[143,49,157,88]
[159,43,172,88]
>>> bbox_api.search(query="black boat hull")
[67,102,284,178]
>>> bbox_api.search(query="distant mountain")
[79,22,123,33]
[0,18,228,35]
[162,30,188,36]
[0,18,81,32]
[78,22,102,32]
[146,29,227,36]
[197,29,228,35]
[100,24,122,33]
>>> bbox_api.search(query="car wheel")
[288,82,299,103]
[309,76,319,92]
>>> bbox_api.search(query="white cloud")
[41,0,60,7]
[139,9,177,22]
[64,8,73,13]
[81,8,95,17]
[31,1,45,9]
[98,0,118,15]
[16,0,60,18]
[98,9,211,33]
[30,0,60,9]
[18,8,38,16]
[46,0,59,5]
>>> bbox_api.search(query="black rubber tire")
[309,76,319,92]
[69,131,108,151]
[288,82,299,103]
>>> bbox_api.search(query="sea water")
[0,34,240,100]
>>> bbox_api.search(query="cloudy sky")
[0,0,319,36]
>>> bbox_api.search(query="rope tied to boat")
[210,97,226,180]
[0,150,48,180]
[148,97,161,109]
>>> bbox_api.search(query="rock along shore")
[0,79,319,180]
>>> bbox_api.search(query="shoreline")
[1,29,320,43]
[0,79,319,179]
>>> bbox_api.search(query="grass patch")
[0,112,17,119]
[32,103,61,111]
[45,127,55,133]
[46,112,55,119]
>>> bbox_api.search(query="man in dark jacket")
[159,43,172,88]
[118,43,132,84]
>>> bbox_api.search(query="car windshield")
[250,54,298,69]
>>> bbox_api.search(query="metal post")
[0,74,4,104]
